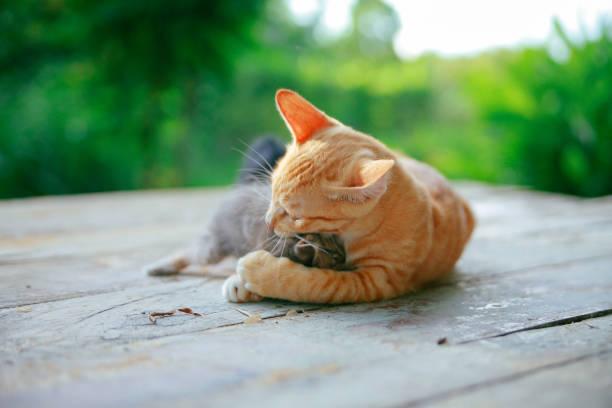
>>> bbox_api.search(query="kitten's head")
[266,89,395,237]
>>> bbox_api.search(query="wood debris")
[244,313,263,324]
[148,307,203,324]
[232,307,263,324]
[148,310,176,324]
[233,307,251,317]
[261,363,341,385]
[177,307,202,317]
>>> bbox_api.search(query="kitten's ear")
[275,89,334,144]
[325,159,395,203]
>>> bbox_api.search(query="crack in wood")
[0,289,128,310]
[0,277,213,310]
[458,308,612,344]
[75,291,185,324]
[393,348,612,408]
[66,306,323,351]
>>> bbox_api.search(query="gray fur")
[144,135,348,277]
[192,183,348,268]
[144,183,348,277]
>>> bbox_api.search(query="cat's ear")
[325,159,395,203]
[275,89,334,144]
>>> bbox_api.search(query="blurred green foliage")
[0,0,610,198]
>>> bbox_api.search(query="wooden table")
[1,183,611,407]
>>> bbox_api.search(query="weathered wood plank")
[3,219,607,310]
[3,183,611,264]
[0,188,227,239]
[1,183,611,407]
[1,251,610,371]
[433,351,612,408]
[3,184,610,251]
[1,302,610,407]
[0,242,188,308]
[1,184,611,308]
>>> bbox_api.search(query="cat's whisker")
[269,234,283,256]
[234,160,275,189]
[238,139,276,173]
[295,234,331,255]
[257,234,278,250]
[232,147,274,177]
[247,188,270,203]
[239,183,271,203]
[280,236,288,257]
[236,166,272,179]
[257,234,276,247]
[232,148,270,176]
[241,189,268,204]
[232,152,274,185]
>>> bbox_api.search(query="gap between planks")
[135,302,612,349]
[458,308,612,344]
[394,348,612,408]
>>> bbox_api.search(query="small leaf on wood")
[178,307,202,317]
[244,314,263,324]
[148,310,176,324]
[148,307,203,324]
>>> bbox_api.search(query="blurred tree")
[511,21,612,196]
[464,20,612,196]
[0,1,610,198]
[337,0,401,59]
[0,0,265,197]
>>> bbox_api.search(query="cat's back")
[395,154,469,213]
[395,154,449,197]
[395,153,475,279]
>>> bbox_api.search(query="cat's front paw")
[222,274,263,303]
[237,250,278,295]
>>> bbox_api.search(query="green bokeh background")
[1,0,610,198]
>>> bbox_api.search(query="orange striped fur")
[226,89,475,304]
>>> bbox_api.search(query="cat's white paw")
[236,250,272,292]
[222,275,263,303]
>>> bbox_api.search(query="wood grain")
[0,183,611,407]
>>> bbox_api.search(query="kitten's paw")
[143,263,179,276]
[222,275,263,303]
[143,251,189,276]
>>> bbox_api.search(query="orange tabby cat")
[222,89,475,304]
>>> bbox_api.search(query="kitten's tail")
[237,135,286,184]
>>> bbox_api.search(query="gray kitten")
[144,182,347,278]
[144,136,348,279]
